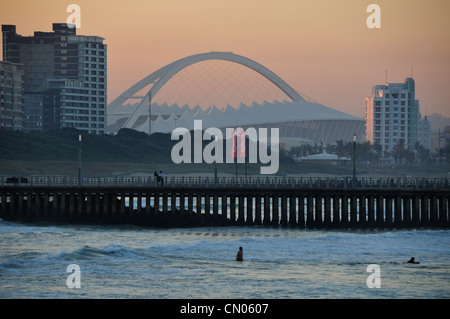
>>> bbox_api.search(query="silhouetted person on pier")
[236,247,243,261]
[159,171,164,186]
[407,257,420,264]
[154,171,160,186]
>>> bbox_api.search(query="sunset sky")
[1,0,450,118]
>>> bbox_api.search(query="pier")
[0,177,449,229]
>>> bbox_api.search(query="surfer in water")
[407,257,420,264]
[236,247,243,261]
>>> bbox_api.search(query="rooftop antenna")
[385,69,388,84]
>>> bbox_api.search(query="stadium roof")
[129,100,363,134]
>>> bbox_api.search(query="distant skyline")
[1,0,450,118]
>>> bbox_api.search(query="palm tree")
[335,140,346,165]
[392,139,406,166]
[373,142,383,163]
[414,142,430,166]
[359,141,373,163]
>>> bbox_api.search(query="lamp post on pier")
[78,134,82,187]
[353,134,357,188]
[214,135,218,187]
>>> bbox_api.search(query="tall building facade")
[0,61,24,130]
[1,23,107,134]
[418,116,431,151]
[365,77,429,154]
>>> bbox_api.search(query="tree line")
[288,138,442,167]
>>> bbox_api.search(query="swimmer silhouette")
[236,247,243,261]
[407,257,420,264]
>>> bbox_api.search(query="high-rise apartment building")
[2,23,107,134]
[0,60,24,130]
[365,77,429,154]
[418,116,431,151]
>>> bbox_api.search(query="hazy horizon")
[1,0,449,118]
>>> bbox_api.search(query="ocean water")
[0,219,449,299]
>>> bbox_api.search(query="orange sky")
[1,0,450,118]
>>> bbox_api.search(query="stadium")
[107,52,365,146]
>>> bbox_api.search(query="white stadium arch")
[107,52,365,144]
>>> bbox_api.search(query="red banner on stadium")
[231,130,246,158]
[240,130,246,158]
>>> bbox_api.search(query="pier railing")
[1,175,449,189]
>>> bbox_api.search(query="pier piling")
[0,186,448,229]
